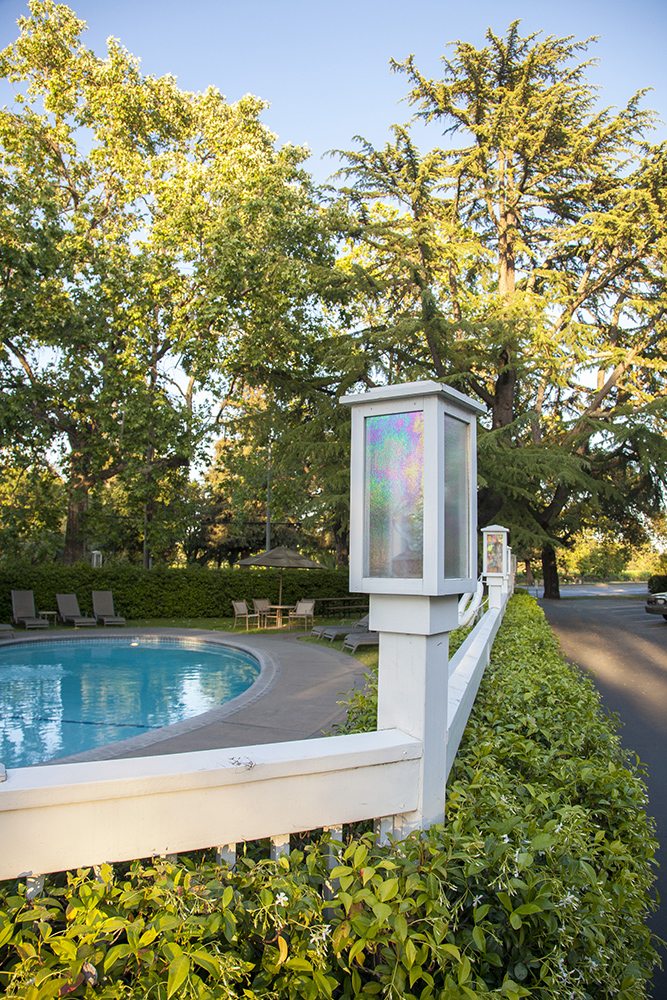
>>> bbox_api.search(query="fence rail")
[0,589,510,882]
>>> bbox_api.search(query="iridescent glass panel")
[444,414,470,578]
[364,411,424,578]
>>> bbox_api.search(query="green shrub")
[647,574,667,594]
[0,564,354,621]
[0,594,659,997]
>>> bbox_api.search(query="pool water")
[0,638,260,768]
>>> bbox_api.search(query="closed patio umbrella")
[238,546,323,604]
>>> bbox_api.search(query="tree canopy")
[0,0,335,565]
[331,24,667,593]
[1,9,665,592]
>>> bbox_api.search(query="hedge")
[648,574,667,594]
[0,564,354,621]
[0,594,659,997]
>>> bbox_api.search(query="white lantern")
[341,381,485,596]
[481,525,509,578]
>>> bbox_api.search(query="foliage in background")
[2,11,665,580]
[0,564,353,621]
[0,0,338,567]
[647,574,667,595]
[0,594,659,997]
[331,25,667,596]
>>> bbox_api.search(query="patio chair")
[312,613,370,641]
[343,630,379,653]
[232,600,260,631]
[11,590,49,629]
[287,598,316,630]
[252,598,279,628]
[0,622,14,636]
[56,593,97,627]
[92,590,126,625]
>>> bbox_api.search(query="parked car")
[645,591,667,620]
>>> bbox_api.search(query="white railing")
[0,582,511,883]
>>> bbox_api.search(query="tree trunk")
[142,500,154,570]
[541,543,560,599]
[63,483,88,564]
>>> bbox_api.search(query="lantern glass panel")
[485,533,505,574]
[444,414,470,579]
[364,411,424,578]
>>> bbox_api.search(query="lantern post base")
[371,594,458,837]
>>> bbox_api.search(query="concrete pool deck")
[0,627,370,763]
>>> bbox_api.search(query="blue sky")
[1,0,665,181]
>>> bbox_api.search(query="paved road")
[540,590,667,995]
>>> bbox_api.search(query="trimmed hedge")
[0,564,354,621]
[0,594,659,997]
[648,574,667,594]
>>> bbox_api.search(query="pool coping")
[0,627,369,765]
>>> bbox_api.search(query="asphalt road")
[540,588,667,995]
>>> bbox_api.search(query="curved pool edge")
[1,626,370,765]
[0,629,277,767]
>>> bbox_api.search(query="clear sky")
[1,0,665,182]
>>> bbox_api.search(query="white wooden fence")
[0,581,511,883]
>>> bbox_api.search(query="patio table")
[269,604,296,628]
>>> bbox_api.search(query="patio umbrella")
[238,546,324,604]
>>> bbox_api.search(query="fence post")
[372,594,459,839]
[270,834,290,861]
[216,844,237,867]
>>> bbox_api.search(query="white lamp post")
[481,525,510,609]
[341,380,485,835]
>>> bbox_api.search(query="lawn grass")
[123,615,361,635]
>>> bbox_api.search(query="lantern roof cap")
[340,379,486,414]
[481,524,509,533]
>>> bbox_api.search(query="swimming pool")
[0,637,260,768]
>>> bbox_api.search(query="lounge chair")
[253,598,278,628]
[56,593,97,627]
[232,600,259,631]
[343,630,380,653]
[11,590,49,629]
[92,590,126,626]
[287,599,315,630]
[312,614,370,641]
[0,622,14,636]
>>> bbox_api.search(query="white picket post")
[270,833,290,861]
[216,844,237,867]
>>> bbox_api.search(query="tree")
[0,1,334,565]
[334,24,667,594]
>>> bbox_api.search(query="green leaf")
[285,957,313,971]
[472,926,486,952]
[440,943,461,962]
[191,950,220,976]
[104,944,132,972]
[167,954,190,998]
[377,877,399,902]
[372,901,392,923]
[393,912,408,942]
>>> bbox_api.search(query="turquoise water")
[0,638,260,768]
